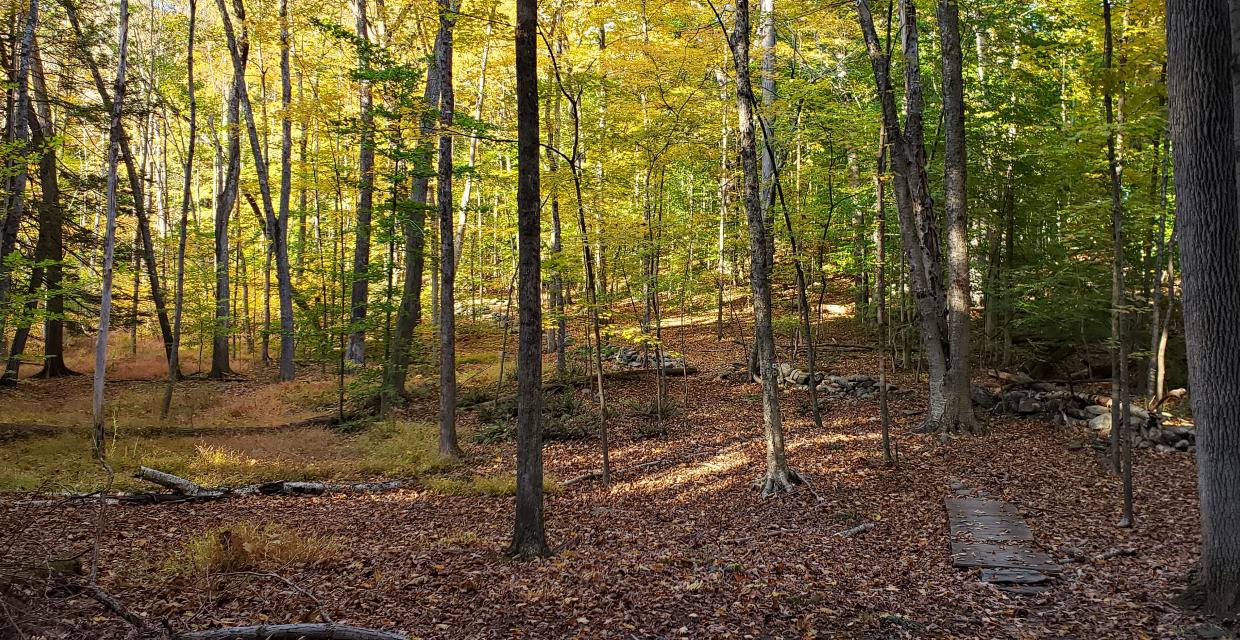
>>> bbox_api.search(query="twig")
[81,583,162,636]
[1091,547,1137,562]
[833,522,875,538]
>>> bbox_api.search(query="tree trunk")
[726,0,799,496]
[162,0,197,416]
[93,0,130,458]
[384,26,446,401]
[510,0,549,557]
[936,0,978,434]
[1166,0,1240,615]
[346,0,375,365]
[275,0,294,380]
[209,74,241,379]
[437,0,461,459]
[215,0,294,382]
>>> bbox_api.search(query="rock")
[1088,414,1112,433]
[971,385,999,409]
[1084,405,1110,417]
[790,369,810,385]
[1155,444,1175,453]
[778,363,793,379]
[1015,398,1040,414]
[1175,439,1190,451]
[1165,426,1194,441]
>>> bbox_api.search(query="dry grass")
[0,421,454,491]
[166,521,338,576]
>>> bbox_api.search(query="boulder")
[1015,397,1040,414]
[971,385,999,409]
[1084,405,1110,417]
[1155,444,1176,453]
[1088,414,1112,434]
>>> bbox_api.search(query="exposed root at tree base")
[756,467,804,498]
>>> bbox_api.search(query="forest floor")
[0,296,1220,639]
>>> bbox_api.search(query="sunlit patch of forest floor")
[0,298,1217,638]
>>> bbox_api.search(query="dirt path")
[0,320,1210,638]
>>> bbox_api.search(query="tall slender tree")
[93,0,130,458]
[437,0,462,458]
[161,0,197,417]
[346,0,375,365]
[509,0,549,557]
[720,0,800,496]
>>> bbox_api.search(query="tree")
[161,0,197,418]
[1166,0,1240,617]
[719,0,801,496]
[346,0,375,365]
[937,0,977,434]
[93,0,130,458]
[436,0,462,459]
[509,0,549,558]
[385,27,447,403]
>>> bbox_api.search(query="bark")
[209,73,242,378]
[0,0,37,330]
[510,0,549,557]
[1167,0,1240,616]
[275,0,295,379]
[716,69,729,342]
[161,0,196,418]
[93,0,130,458]
[437,0,461,459]
[874,133,893,464]
[1146,125,1169,404]
[936,0,978,434]
[346,0,375,365]
[724,0,799,496]
[27,40,73,378]
[1103,0,1129,494]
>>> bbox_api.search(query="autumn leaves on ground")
[0,296,1210,640]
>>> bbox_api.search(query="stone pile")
[972,385,1195,454]
[611,346,686,371]
[776,364,898,399]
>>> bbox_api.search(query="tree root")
[756,467,804,498]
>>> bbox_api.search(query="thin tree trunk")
[161,0,196,418]
[345,0,375,365]
[437,0,461,459]
[93,0,130,458]
[722,0,799,496]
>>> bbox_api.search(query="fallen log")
[175,623,407,640]
[132,467,411,501]
[605,365,698,379]
[986,369,1035,385]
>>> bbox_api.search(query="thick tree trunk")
[509,0,549,557]
[0,0,37,337]
[1167,0,1240,616]
[437,0,461,459]
[726,0,799,496]
[935,0,978,434]
[346,0,375,365]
